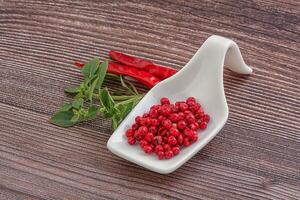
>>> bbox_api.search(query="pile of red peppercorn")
[125,97,210,160]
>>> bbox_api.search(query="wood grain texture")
[0,0,299,199]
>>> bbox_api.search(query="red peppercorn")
[203,114,210,123]
[138,126,148,134]
[160,105,172,116]
[145,132,154,142]
[178,112,185,120]
[155,135,163,144]
[127,137,136,145]
[134,130,144,140]
[131,123,139,130]
[169,113,179,122]
[186,113,196,124]
[183,128,193,138]
[186,97,196,103]
[177,120,187,129]
[158,115,166,122]
[184,110,192,115]
[199,122,207,129]
[155,145,164,153]
[179,103,189,111]
[177,134,183,145]
[163,144,171,151]
[168,135,177,146]
[162,119,172,129]
[160,97,170,105]
[163,135,169,143]
[139,140,148,148]
[183,138,190,147]
[151,118,160,127]
[143,113,149,118]
[149,109,159,118]
[144,117,152,126]
[150,105,160,110]
[196,110,204,118]
[170,104,178,113]
[165,150,174,159]
[175,102,181,108]
[170,127,180,137]
[158,127,168,136]
[125,129,134,138]
[189,123,198,131]
[143,145,153,154]
[190,134,198,143]
[138,118,145,126]
[190,104,200,112]
[157,151,165,160]
[172,146,180,155]
[135,116,142,124]
[148,126,157,134]
[187,100,196,107]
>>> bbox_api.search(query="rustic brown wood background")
[0,0,299,199]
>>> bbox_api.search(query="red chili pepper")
[109,63,161,88]
[109,50,177,79]
[74,61,84,68]
[74,61,161,88]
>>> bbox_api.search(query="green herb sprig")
[50,58,144,130]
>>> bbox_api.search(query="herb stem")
[115,94,144,106]
[92,93,144,101]
[112,94,143,101]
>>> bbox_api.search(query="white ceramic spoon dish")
[107,35,252,174]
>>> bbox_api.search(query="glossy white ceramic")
[107,35,252,174]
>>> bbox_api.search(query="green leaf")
[103,107,119,118]
[72,98,84,109]
[81,58,100,79]
[120,101,134,118]
[87,105,98,119]
[71,83,85,99]
[114,101,134,126]
[109,95,142,128]
[74,92,84,100]
[58,103,73,112]
[71,114,80,122]
[99,88,115,110]
[88,77,98,102]
[49,110,78,128]
[64,86,80,94]
[99,88,118,118]
[85,73,98,86]
[112,116,119,130]
[95,61,108,90]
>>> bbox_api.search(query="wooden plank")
[0,103,299,199]
[0,185,41,200]
[0,0,299,199]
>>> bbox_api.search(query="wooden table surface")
[0,1,299,199]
